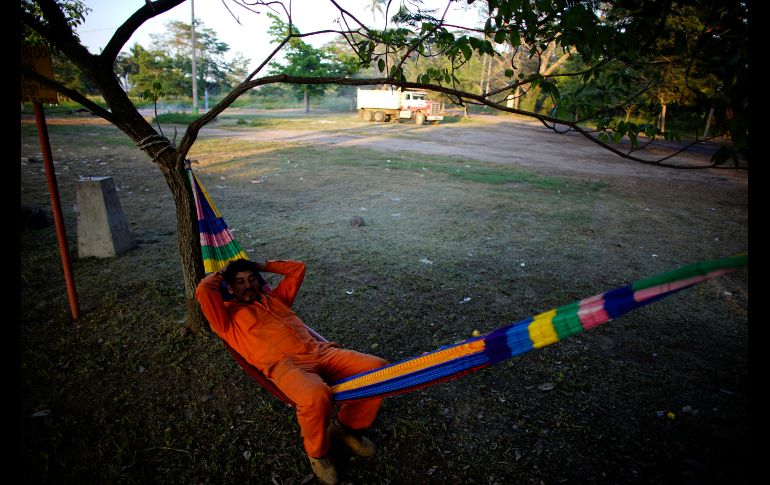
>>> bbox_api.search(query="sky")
[76,0,481,74]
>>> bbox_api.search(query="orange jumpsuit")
[195,260,387,458]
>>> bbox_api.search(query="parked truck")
[357,87,444,125]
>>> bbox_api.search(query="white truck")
[357,87,444,125]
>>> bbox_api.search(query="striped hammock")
[187,166,747,403]
[187,167,249,274]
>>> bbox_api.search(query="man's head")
[223,259,263,303]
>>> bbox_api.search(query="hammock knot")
[137,134,175,163]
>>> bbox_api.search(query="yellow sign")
[21,43,59,104]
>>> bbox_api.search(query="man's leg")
[269,363,334,459]
[318,349,388,433]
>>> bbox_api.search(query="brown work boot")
[308,454,338,485]
[328,419,376,457]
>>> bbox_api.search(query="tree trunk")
[703,107,714,138]
[658,94,667,133]
[479,55,486,94]
[304,87,310,113]
[95,81,207,332]
[513,85,520,110]
[484,56,492,95]
[155,155,206,333]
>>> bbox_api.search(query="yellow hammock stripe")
[331,339,487,393]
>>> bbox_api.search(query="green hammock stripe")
[202,241,248,262]
[632,254,747,291]
[552,302,584,340]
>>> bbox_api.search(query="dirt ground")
[20,109,749,484]
[196,110,739,179]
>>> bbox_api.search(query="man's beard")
[238,288,260,303]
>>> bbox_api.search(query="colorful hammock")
[187,165,747,403]
[187,166,249,274]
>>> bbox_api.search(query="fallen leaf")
[538,382,555,391]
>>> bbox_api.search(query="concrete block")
[76,176,134,258]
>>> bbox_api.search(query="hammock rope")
[186,166,747,403]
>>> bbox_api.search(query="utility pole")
[191,0,198,114]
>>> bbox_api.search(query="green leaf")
[377,58,385,73]
[460,42,472,61]
[628,132,638,147]
[494,29,507,44]
[484,18,493,36]
[505,69,514,78]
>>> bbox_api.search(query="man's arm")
[262,260,306,307]
[195,271,232,337]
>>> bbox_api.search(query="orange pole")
[33,101,80,320]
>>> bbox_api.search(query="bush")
[152,112,201,124]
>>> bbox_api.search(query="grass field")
[20,113,749,484]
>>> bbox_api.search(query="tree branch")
[21,66,116,124]
[328,0,372,36]
[102,0,187,62]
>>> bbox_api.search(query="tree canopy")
[266,12,336,112]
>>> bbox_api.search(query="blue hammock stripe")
[333,354,493,401]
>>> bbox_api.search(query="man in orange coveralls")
[195,258,387,485]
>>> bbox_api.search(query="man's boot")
[308,454,338,485]
[328,419,376,457]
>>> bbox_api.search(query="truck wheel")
[374,111,386,122]
[414,112,425,126]
[362,110,373,122]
